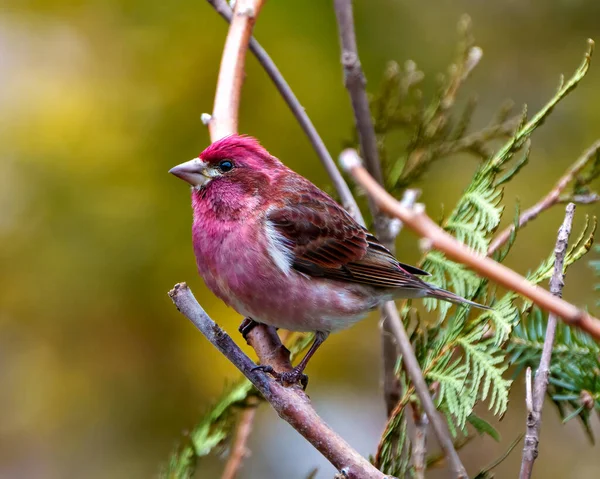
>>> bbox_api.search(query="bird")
[169,134,488,385]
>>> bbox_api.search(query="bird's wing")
[266,183,429,290]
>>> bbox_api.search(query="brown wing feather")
[267,175,430,290]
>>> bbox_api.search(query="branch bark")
[205,0,364,224]
[340,150,600,339]
[169,284,389,479]
[488,141,600,255]
[519,203,575,479]
[380,190,421,416]
[333,0,399,417]
[333,2,467,477]
[209,0,264,140]
[221,398,258,479]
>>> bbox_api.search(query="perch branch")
[221,398,259,479]
[169,284,389,479]
[488,141,600,255]
[519,203,575,479]
[340,149,600,339]
[205,0,364,224]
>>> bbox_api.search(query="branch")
[169,284,389,479]
[519,203,576,479]
[221,399,258,479]
[332,0,398,419]
[380,190,420,416]
[340,150,600,340]
[205,0,364,224]
[208,0,265,139]
[488,141,600,255]
[333,0,383,186]
[332,3,467,477]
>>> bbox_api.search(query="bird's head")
[169,134,282,191]
[170,135,284,218]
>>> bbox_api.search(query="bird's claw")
[252,364,309,389]
[239,318,260,341]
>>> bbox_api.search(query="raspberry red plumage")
[170,134,488,382]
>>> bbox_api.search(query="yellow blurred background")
[1,0,599,478]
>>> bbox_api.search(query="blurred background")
[1,0,599,477]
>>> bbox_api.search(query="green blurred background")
[1,0,599,477]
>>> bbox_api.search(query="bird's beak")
[169,158,210,187]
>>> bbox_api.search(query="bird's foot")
[252,364,308,389]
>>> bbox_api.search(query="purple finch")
[170,135,487,384]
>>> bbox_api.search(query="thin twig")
[205,0,364,224]
[332,0,384,187]
[519,203,576,479]
[332,3,467,477]
[340,150,600,340]
[169,284,389,479]
[209,0,264,140]
[221,398,259,479]
[333,0,399,421]
[380,189,421,416]
[488,141,600,255]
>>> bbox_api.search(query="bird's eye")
[218,160,234,172]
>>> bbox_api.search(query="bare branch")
[208,0,264,140]
[519,203,576,479]
[380,190,420,416]
[488,141,600,255]
[332,4,467,476]
[205,0,364,224]
[169,284,390,479]
[332,0,383,187]
[221,398,258,479]
[340,151,600,339]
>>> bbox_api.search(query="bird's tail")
[426,286,491,310]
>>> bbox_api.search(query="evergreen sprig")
[377,39,596,477]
